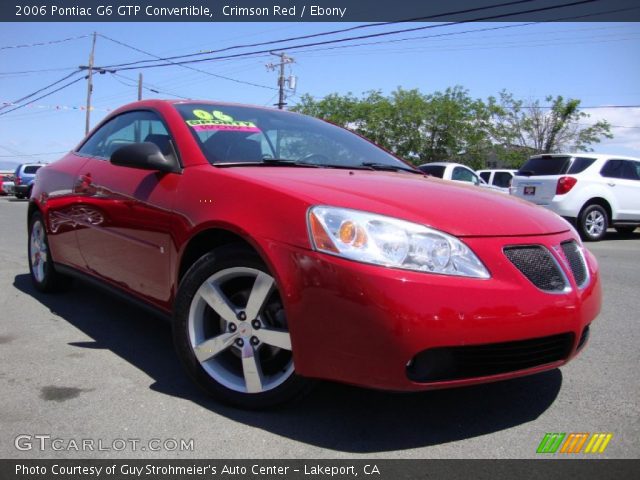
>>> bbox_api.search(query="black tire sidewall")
[172,245,311,409]
[579,204,608,242]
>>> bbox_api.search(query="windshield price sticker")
[186,109,260,132]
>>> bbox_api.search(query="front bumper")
[266,230,601,391]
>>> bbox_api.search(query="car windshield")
[174,103,415,171]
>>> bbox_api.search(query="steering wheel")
[299,153,331,165]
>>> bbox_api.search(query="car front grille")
[504,246,567,292]
[561,240,588,287]
[407,333,575,382]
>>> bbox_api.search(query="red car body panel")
[31,99,601,392]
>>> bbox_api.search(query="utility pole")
[267,52,294,110]
[84,32,97,135]
[137,73,143,101]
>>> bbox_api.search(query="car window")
[479,172,491,183]
[78,110,172,160]
[601,160,626,179]
[620,160,640,180]
[418,165,446,177]
[452,166,477,184]
[493,171,513,188]
[23,165,42,175]
[567,157,596,174]
[518,156,572,176]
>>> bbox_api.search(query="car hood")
[225,167,571,237]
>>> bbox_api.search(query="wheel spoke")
[241,342,263,393]
[258,328,291,351]
[36,260,44,282]
[194,332,238,363]
[198,281,237,322]
[245,272,274,320]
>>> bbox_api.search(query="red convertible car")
[28,100,601,408]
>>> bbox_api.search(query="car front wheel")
[579,204,608,241]
[173,245,312,408]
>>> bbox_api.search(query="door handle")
[607,182,616,187]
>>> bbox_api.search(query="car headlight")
[308,206,490,278]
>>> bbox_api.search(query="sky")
[0,20,639,167]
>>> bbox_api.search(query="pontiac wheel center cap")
[238,324,251,336]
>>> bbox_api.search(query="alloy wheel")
[29,219,48,283]
[187,267,294,394]
[585,210,606,237]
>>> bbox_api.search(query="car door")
[600,159,640,220]
[73,110,181,305]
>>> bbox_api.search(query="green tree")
[487,91,613,166]
[292,86,492,167]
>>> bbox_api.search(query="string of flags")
[0,101,113,112]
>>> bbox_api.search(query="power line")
[0,76,86,117]
[0,34,89,51]
[0,70,82,111]
[290,5,640,57]
[0,67,79,76]
[99,0,544,70]
[110,72,191,100]
[0,150,69,157]
[98,33,277,91]
[106,0,604,73]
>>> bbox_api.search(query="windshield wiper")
[360,162,423,174]
[216,159,320,168]
[262,158,322,167]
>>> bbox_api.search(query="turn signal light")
[556,176,577,195]
[309,212,339,253]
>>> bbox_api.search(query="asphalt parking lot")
[1,195,638,459]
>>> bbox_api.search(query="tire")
[578,204,609,242]
[28,211,72,292]
[15,194,25,200]
[173,245,312,409]
[615,226,637,235]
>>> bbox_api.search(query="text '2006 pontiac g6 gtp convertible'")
[28,100,601,408]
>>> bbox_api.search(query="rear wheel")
[28,211,72,292]
[578,204,608,242]
[615,226,637,235]
[173,245,312,409]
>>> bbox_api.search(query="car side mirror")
[110,142,178,173]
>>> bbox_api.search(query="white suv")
[511,153,640,241]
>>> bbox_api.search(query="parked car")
[29,100,601,408]
[511,153,640,241]
[418,162,504,192]
[477,169,517,193]
[13,163,44,199]
[0,175,14,196]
